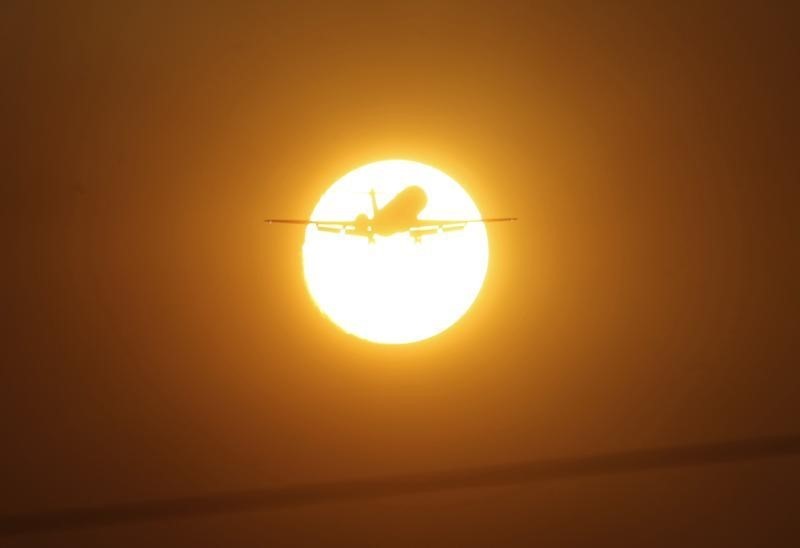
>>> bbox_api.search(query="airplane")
[265,185,516,243]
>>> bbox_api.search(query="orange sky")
[4,2,799,545]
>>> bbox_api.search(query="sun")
[303,160,489,344]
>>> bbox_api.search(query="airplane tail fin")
[369,188,378,218]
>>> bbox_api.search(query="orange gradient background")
[4,2,799,546]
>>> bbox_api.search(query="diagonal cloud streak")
[2,434,799,537]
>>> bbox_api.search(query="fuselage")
[370,185,428,236]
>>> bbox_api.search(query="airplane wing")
[408,217,517,239]
[410,217,517,230]
[412,217,517,227]
[265,219,354,226]
[265,219,364,235]
[265,217,517,226]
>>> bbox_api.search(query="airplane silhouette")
[266,185,516,242]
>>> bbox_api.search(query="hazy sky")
[4,2,799,545]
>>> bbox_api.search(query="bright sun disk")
[303,160,489,344]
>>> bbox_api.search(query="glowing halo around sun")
[303,160,489,344]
